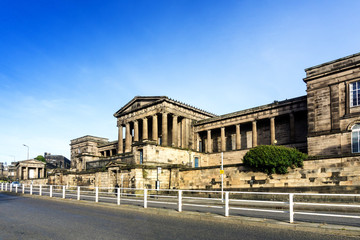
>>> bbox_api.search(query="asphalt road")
[0,193,359,240]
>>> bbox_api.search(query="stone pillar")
[221,127,226,152]
[152,115,158,142]
[42,168,45,178]
[172,115,178,147]
[143,117,148,140]
[236,124,241,150]
[162,113,168,146]
[270,117,275,145]
[25,166,28,180]
[125,123,132,152]
[177,121,181,147]
[19,167,23,180]
[181,118,186,148]
[196,133,200,151]
[117,125,124,154]
[134,120,139,142]
[252,121,257,148]
[35,167,39,178]
[290,113,295,142]
[207,130,212,153]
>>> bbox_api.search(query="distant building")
[44,152,71,169]
[16,159,46,180]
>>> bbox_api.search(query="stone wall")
[178,156,360,192]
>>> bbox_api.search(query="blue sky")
[1,0,360,164]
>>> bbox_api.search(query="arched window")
[352,124,360,153]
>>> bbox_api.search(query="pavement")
[4,191,360,238]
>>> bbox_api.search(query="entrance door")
[29,169,35,179]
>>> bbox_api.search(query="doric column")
[162,113,168,146]
[207,129,212,153]
[172,115,178,147]
[252,121,257,148]
[196,133,200,151]
[117,125,124,154]
[177,121,181,147]
[42,168,45,178]
[236,124,241,150]
[125,122,132,152]
[289,113,295,142]
[134,120,139,142]
[181,118,186,148]
[143,117,148,140]
[35,167,39,178]
[152,115,158,142]
[221,127,226,152]
[270,117,275,145]
[25,166,28,180]
[19,167,23,180]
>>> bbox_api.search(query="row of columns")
[202,114,295,153]
[118,113,190,154]
[18,166,45,180]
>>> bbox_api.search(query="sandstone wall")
[178,156,360,191]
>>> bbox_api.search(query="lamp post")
[23,144,29,160]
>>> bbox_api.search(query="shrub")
[243,145,307,175]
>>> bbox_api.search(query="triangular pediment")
[114,96,167,117]
[16,159,46,166]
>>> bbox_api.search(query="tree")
[35,155,46,163]
[243,145,307,175]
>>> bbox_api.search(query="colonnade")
[197,113,296,153]
[18,166,45,180]
[117,113,191,154]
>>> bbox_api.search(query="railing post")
[39,185,42,196]
[10,184,12,192]
[289,193,294,223]
[5,183,8,191]
[178,190,182,212]
[224,192,229,217]
[95,187,99,203]
[117,188,120,205]
[77,186,80,201]
[50,185,53,197]
[15,185,18,193]
[143,189,147,208]
[1,183,3,191]
[22,184,25,194]
[62,186,66,199]
[30,184,33,195]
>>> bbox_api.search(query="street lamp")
[23,144,29,160]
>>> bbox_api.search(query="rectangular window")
[139,150,143,164]
[194,157,199,168]
[350,81,360,107]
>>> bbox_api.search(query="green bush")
[243,145,307,175]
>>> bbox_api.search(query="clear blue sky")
[1,0,360,164]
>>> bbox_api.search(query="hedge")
[243,145,307,175]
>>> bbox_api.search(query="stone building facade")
[64,52,360,191]
[16,159,46,180]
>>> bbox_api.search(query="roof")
[113,96,216,118]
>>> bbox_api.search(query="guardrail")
[1,182,360,224]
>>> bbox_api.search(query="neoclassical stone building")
[71,95,307,171]
[68,52,360,190]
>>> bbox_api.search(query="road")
[0,193,358,240]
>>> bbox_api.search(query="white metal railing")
[1,182,359,224]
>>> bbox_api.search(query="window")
[350,81,360,107]
[194,157,199,168]
[139,149,143,164]
[352,124,360,153]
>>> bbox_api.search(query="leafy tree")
[35,155,46,163]
[243,145,307,175]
